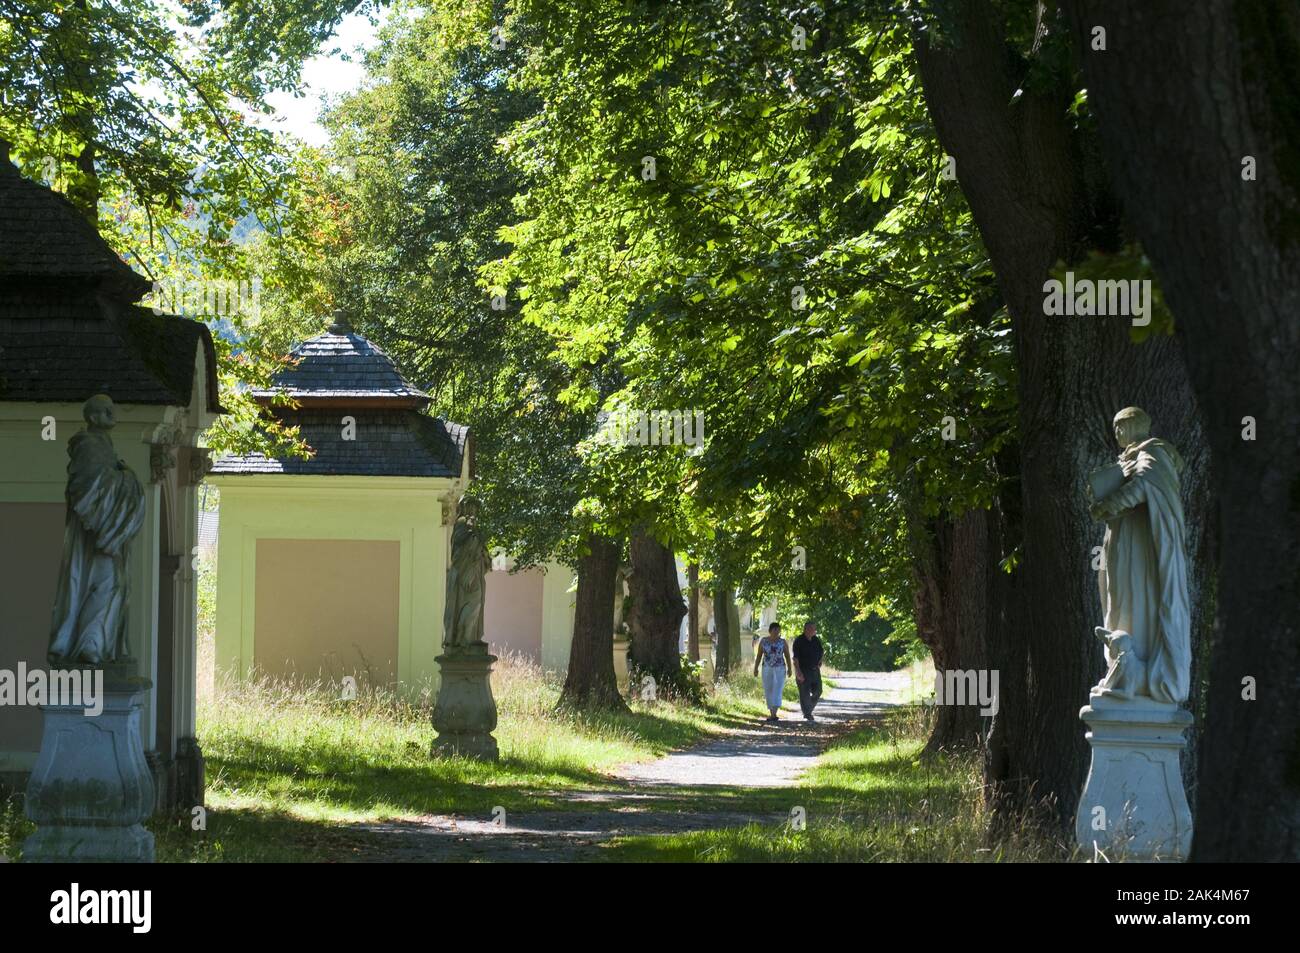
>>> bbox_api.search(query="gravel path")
[614,670,909,787]
[356,670,909,862]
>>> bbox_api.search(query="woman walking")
[753,622,792,722]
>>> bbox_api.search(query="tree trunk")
[560,534,627,711]
[911,509,996,756]
[911,0,1211,831]
[626,528,687,688]
[1064,0,1300,861]
[727,597,743,669]
[687,563,700,662]
[713,584,733,680]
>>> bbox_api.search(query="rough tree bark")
[626,528,687,688]
[1064,0,1300,862]
[911,509,996,756]
[559,534,627,711]
[687,562,700,662]
[726,596,743,669]
[910,0,1210,830]
[713,584,734,680]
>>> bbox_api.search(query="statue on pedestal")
[26,395,156,862]
[432,495,499,761]
[1076,406,1194,861]
[48,395,146,666]
[1087,406,1191,703]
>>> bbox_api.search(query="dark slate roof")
[253,316,428,404]
[0,155,222,411]
[0,295,222,409]
[0,149,151,301]
[211,409,468,478]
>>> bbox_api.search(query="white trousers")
[762,664,785,710]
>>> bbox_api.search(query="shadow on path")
[355,671,910,862]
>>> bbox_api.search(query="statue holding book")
[1087,406,1191,705]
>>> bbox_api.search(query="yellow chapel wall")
[211,475,455,697]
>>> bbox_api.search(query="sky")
[261,11,385,147]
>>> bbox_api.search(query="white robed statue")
[48,395,146,666]
[1088,406,1191,704]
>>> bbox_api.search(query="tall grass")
[603,704,1064,862]
[123,652,765,859]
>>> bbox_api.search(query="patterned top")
[759,637,787,668]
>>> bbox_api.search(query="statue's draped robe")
[48,433,146,664]
[443,521,490,648]
[1097,438,1191,703]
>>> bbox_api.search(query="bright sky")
[261,11,384,147]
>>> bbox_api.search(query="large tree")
[495,0,1016,717]
[626,529,688,691]
[1062,0,1300,862]
[908,0,1211,827]
[561,534,627,710]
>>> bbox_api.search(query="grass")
[0,653,774,862]
[0,796,25,863]
[208,655,764,806]
[1,654,1054,863]
[600,704,1063,862]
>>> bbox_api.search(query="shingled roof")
[0,143,150,300]
[214,317,468,479]
[0,297,222,408]
[0,146,222,412]
[253,314,429,406]
[211,410,468,478]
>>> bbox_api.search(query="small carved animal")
[1094,627,1146,700]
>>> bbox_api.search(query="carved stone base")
[612,632,631,694]
[24,677,156,863]
[1075,691,1193,862]
[697,642,715,685]
[24,824,155,864]
[431,644,499,762]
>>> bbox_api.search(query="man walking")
[792,621,824,722]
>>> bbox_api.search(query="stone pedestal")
[1075,691,1193,862]
[697,639,715,684]
[431,643,499,761]
[612,631,631,695]
[24,670,155,863]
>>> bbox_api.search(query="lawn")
[1,654,772,862]
[599,705,1063,862]
[0,659,1047,864]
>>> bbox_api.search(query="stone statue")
[48,395,146,666]
[433,495,499,759]
[1087,406,1191,704]
[443,495,491,649]
[1092,628,1145,700]
[613,565,630,633]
